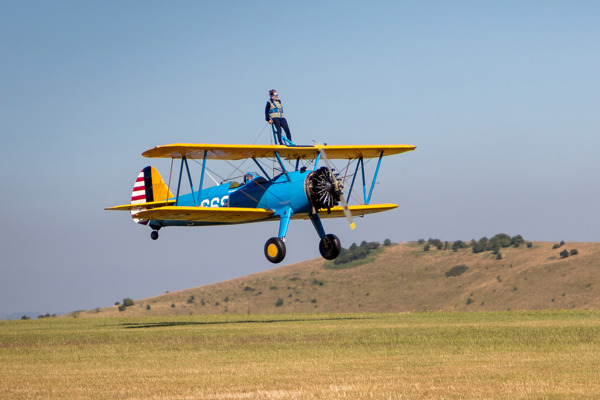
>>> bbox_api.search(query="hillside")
[69,241,600,317]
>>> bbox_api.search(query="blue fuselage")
[155,170,312,228]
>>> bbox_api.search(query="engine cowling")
[305,167,344,211]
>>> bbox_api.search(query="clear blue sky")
[1,1,599,317]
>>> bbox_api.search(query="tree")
[452,240,465,252]
[123,298,134,307]
[489,233,511,249]
[570,249,579,256]
[491,241,500,255]
[383,238,392,246]
[511,235,524,247]
[560,249,569,258]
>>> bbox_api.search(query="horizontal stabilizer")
[105,199,176,211]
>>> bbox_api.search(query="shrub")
[118,304,127,312]
[472,239,486,254]
[510,235,524,247]
[491,242,501,254]
[527,242,533,248]
[445,264,468,278]
[275,298,284,307]
[123,298,134,307]
[452,240,465,252]
[146,305,151,310]
[553,243,561,249]
[560,249,569,258]
[333,240,381,265]
[570,249,579,256]
[496,253,503,260]
[424,243,431,251]
[428,238,443,249]
[489,233,511,249]
[383,238,392,246]
[187,295,195,304]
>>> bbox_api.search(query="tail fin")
[131,166,174,224]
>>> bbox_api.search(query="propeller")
[317,144,356,230]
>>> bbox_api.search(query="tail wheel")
[264,237,286,263]
[319,234,341,260]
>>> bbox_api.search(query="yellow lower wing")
[297,203,399,219]
[133,206,274,223]
[131,204,396,223]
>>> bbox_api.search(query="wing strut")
[175,156,197,206]
[252,157,273,182]
[196,150,207,205]
[274,151,290,182]
[346,150,384,205]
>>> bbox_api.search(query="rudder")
[131,166,173,224]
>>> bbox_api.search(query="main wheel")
[150,230,159,240]
[264,237,286,263]
[319,234,341,260]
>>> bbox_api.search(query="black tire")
[264,237,286,263]
[319,234,341,260]
[150,231,159,240]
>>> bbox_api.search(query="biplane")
[106,143,416,263]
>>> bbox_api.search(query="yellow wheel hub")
[267,243,279,258]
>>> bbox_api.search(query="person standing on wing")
[265,89,292,145]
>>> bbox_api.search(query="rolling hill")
[69,241,600,317]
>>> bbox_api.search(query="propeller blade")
[317,144,356,230]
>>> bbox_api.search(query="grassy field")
[2,311,600,399]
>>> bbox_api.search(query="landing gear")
[319,234,341,260]
[264,237,286,264]
[150,230,159,240]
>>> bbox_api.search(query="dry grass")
[72,241,600,318]
[2,311,600,399]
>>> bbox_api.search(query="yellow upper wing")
[142,143,416,160]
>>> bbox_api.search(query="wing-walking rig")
[107,143,416,263]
